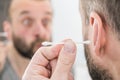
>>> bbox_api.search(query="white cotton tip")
[42,42,64,46]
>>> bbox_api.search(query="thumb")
[51,40,77,80]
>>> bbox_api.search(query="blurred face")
[8,0,52,59]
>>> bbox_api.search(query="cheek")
[16,30,26,38]
[105,50,120,63]
[104,41,118,62]
[16,30,33,44]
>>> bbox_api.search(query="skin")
[3,0,52,79]
[7,0,52,53]
[23,0,120,80]
[22,39,77,80]
[79,1,120,79]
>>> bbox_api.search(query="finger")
[51,40,77,80]
[23,44,63,79]
[50,59,74,80]
[50,59,57,74]
[69,72,74,80]
[31,44,63,66]
[22,74,49,80]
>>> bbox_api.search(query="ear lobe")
[90,12,106,56]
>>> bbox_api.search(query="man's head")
[80,0,120,80]
[3,0,52,59]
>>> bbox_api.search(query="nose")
[33,21,46,38]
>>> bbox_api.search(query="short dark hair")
[80,0,120,40]
[0,0,12,31]
[3,0,12,21]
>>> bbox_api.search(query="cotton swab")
[42,40,91,46]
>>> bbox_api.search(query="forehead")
[10,0,52,16]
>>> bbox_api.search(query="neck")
[7,43,30,79]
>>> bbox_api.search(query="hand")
[22,39,77,80]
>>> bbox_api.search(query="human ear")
[3,21,12,40]
[90,12,106,57]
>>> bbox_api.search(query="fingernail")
[64,40,76,53]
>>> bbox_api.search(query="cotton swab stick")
[42,40,91,46]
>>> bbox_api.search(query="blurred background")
[0,0,6,32]
[51,0,91,80]
[0,0,91,80]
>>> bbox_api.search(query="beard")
[84,45,113,80]
[12,33,51,59]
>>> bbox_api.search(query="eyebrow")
[19,11,53,16]
[45,11,53,16]
[19,11,30,16]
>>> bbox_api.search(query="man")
[0,0,52,80]
[79,0,120,80]
[22,0,120,80]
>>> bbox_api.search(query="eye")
[42,18,51,28]
[22,18,33,27]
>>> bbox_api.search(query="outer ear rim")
[3,21,12,40]
[90,12,106,56]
